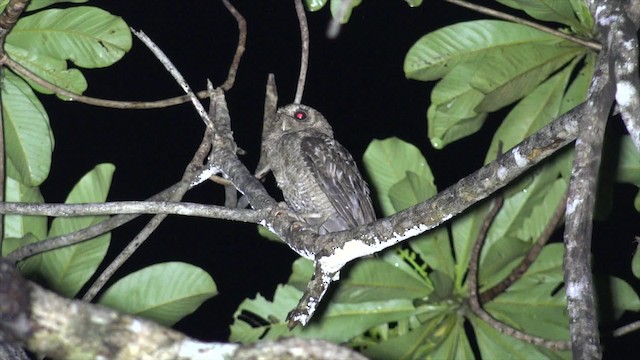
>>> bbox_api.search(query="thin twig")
[444,0,602,52]
[2,55,211,109]
[293,0,309,104]
[480,189,568,303]
[0,201,264,222]
[132,30,213,130]
[220,0,247,91]
[467,195,571,350]
[613,320,640,337]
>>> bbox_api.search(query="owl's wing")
[300,134,376,230]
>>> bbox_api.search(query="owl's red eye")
[294,110,307,121]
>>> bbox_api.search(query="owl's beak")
[281,116,292,131]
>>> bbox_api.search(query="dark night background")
[32,0,639,357]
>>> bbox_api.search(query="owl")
[263,104,376,235]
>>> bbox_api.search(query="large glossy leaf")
[495,0,583,31]
[480,176,567,286]
[26,0,88,11]
[484,244,569,342]
[5,43,88,96]
[99,262,217,326]
[362,313,471,359]
[388,171,456,280]
[472,44,583,112]
[8,6,131,68]
[471,313,570,360]
[484,57,577,164]
[40,164,114,297]
[332,258,433,303]
[451,202,491,289]
[3,70,53,186]
[230,284,416,343]
[633,242,640,279]
[363,137,434,216]
[288,257,432,304]
[616,135,640,186]
[3,160,47,241]
[404,20,568,81]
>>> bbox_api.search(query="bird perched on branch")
[262,104,376,235]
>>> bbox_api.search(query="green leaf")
[40,163,114,297]
[560,53,594,115]
[388,171,436,212]
[332,258,433,303]
[495,0,583,31]
[288,256,430,307]
[363,314,471,359]
[257,224,282,242]
[99,262,217,326]
[484,244,569,342]
[428,104,487,149]
[330,0,362,24]
[472,43,583,112]
[569,0,594,32]
[616,135,640,186]
[305,0,327,11]
[471,313,570,359]
[26,0,88,11]
[363,138,434,216]
[3,70,53,186]
[404,20,570,81]
[480,176,567,286]
[427,59,488,148]
[600,276,640,314]
[230,284,416,343]
[633,242,640,279]
[3,234,43,276]
[484,59,575,163]
[3,161,47,241]
[404,0,423,7]
[8,6,132,68]
[5,43,88,97]
[388,171,455,280]
[451,202,491,289]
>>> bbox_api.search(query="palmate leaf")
[483,244,569,341]
[40,164,114,297]
[2,70,53,186]
[404,20,570,81]
[7,6,131,69]
[484,55,582,164]
[363,137,434,216]
[230,284,416,344]
[362,313,473,360]
[99,262,217,326]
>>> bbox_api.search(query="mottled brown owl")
[263,104,376,235]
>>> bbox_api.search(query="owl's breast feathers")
[269,130,376,234]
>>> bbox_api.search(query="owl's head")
[275,104,334,137]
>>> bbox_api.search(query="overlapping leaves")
[404,20,590,149]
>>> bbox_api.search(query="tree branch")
[0,259,365,360]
